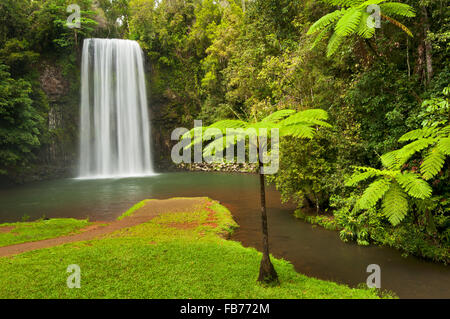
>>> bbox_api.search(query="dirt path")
[0,197,209,258]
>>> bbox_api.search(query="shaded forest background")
[0,0,448,262]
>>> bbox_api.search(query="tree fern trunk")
[256,143,278,284]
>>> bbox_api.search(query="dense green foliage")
[0,0,448,262]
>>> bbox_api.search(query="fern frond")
[396,138,437,164]
[335,7,363,37]
[261,110,296,123]
[421,147,446,180]
[307,9,346,35]
[396,172,432,199]
[281,109,329,126]
[381,13,413,37]
[323,0,366,7]
[208,119,248,132]
[357,178,391,209]
[356,11,375,38]
[436,137,450,155]
[398,127,436,142]
[345,170,377,186]
[380,2,415,18]
[326,32,345,57]
[280,125,315,139]
[382,182,409,226]
[380,150,400,169]
[310,25,333,50]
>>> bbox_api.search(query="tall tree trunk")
[422,6,434,84]
[256,140,278,284]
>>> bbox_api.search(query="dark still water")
[0,172,448,298]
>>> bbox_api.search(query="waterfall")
[78,39,155,178]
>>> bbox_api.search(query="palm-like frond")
[382,182,408,226]
[345,170,378,186]
[326,32,346,57]
[323,0,365,7]
[395,138,437,164]
[396,172,432,199]
[335,7,363,37]
[398,127,437,142]
[357,178,391,209]
[307,9,346,35]
[421,147,446,180]
[356,11,376,38]
[380,2,415,17]
[261,110,295,123]
[437,137,450,155]
[308,0,415,56]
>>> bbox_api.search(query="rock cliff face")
[39,62,70,103]
[28,59,80,182]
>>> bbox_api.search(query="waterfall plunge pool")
[0,172,448,298]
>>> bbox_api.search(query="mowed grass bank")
[0,199,388,299]
[0,218,90,247]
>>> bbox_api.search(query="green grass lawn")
[0,218,90,247]
[0,200,390,299]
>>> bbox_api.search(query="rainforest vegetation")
[0,0,448,264]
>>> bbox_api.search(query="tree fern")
[357,178,391,210]
[308,0,415,56]
[382,182,408,226]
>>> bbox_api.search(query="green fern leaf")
[345,170,377,186]
[261,110,296,123]
[326,32,345,57]
[308,9,346,35]
[396,172,432,199]
[358,178,391,209]
[436,137,450,155]
[421,147,446,180]
[356,11,375,38]
[398,127,436,142]
[380,2,416,17]
[382,182,409,226]
[396,138,437,164]
[335,7,363,37]
[280,125,315,139]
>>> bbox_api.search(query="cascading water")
[78,39,155,178]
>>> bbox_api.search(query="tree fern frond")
[436,137,450,155]
[202,136,232,157]
[382,182,408,226]
[335,7,363,37]
[357,178,391,210]
[396,138,437,164]
[281,109,329,126]
[326,32,346,57]
[345,170,377,186]
[280,125,315,139]
[261,110,296,123]
[310,25,333,50]
[396,172,432,199]
[380,2,415,18]
[421,148,446,180]
[208,119,247,132]
[398,127,436,142]
[380,150,400,169]
[381,13,413,37]
[323,0,366,7]
[356,11,375,38]
[307,9,346,35]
